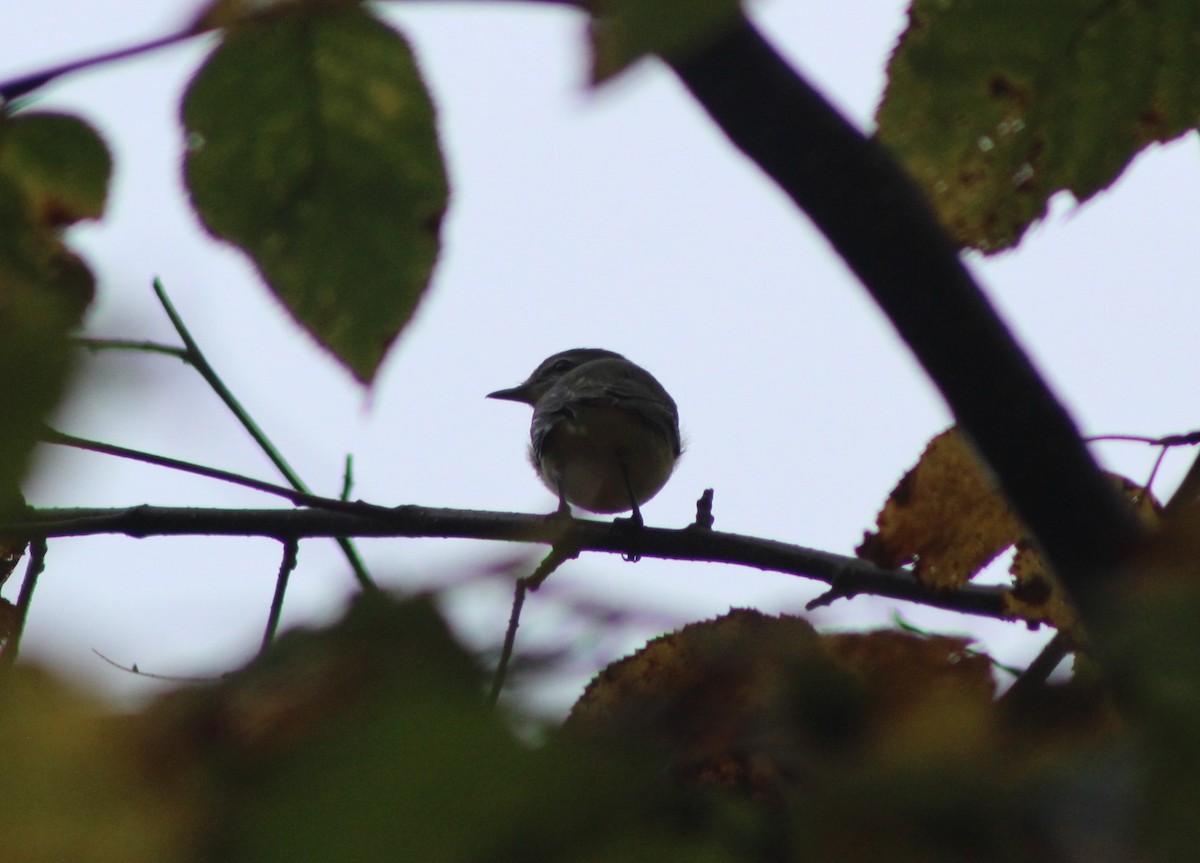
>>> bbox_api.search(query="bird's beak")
[486,385,533,404]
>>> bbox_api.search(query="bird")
[487,348,681,525]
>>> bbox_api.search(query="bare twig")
[75,337,188,360]
[152,280,377,591]
[1087,432,1200,447]
[92,648,221,683]
[0,29,196,104]
[42,427,328,506]
[0,539,47,666]
[1087,431,1200,503]
[1001,632,1072,703]
[489,531,584,704]
[261,539,300,653]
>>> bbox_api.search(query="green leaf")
[589,0,741,83]
[0,113,113,224]
[182,7,448,383]
[191,0,364,33]
[876,0,1200,253]
[0,113,108,506]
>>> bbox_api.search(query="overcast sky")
[4,1,1199,714]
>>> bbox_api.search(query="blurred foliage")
[0,112,107,515]
[877,0,1200,252]
[0,597,1162,861]
[181,6,448,383]
[1101,511,1200,860]
[0,667,193,862]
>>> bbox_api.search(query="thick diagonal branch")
[668,17,1144,616]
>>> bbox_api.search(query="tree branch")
[0,30,197,104]
[150,279,377,591]
[0,504,1013,621]
[667,16,1145,620]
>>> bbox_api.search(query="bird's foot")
[615,504,644,561]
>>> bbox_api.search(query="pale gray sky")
[4,1,1198,713]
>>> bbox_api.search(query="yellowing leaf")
[1006,475,1160,636]
[824,629,995,763]
[0,668,192,862]
[861,427,1161,637]
[857,427,1020,589]
[182,7,448,383]
[876,0,1200,252]
[568,610,997,797]
[588,0,741,83]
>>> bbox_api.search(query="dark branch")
[489,534,582,705]
[0,504,1012,621]
[150,279,378,591]
[0,30,196,104]
[261,539,300,653]
[1002,631,1072,703]
[667,17,1145,620]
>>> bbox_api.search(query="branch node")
[689,488,716,531]
[805,572,858,611]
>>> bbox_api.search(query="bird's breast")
[534,405,678,514]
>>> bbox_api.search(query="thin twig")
[489,529,587,704]
[1001,632,1072,703]
[42,427,328,507]
[1087,432,1200,447]
[0,539,47,666]
[153,280,308,496]
[92,648,220,683]
[341,454,355,501]
[0,29,197,104]
[1088,431,1200,515]
[261,539,300,653]
[489,579,530,705]
[75,337,188,360]
[152,279,377,591]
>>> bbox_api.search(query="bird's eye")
[549,359,574,374]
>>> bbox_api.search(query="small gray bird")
[487,348,681,524]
